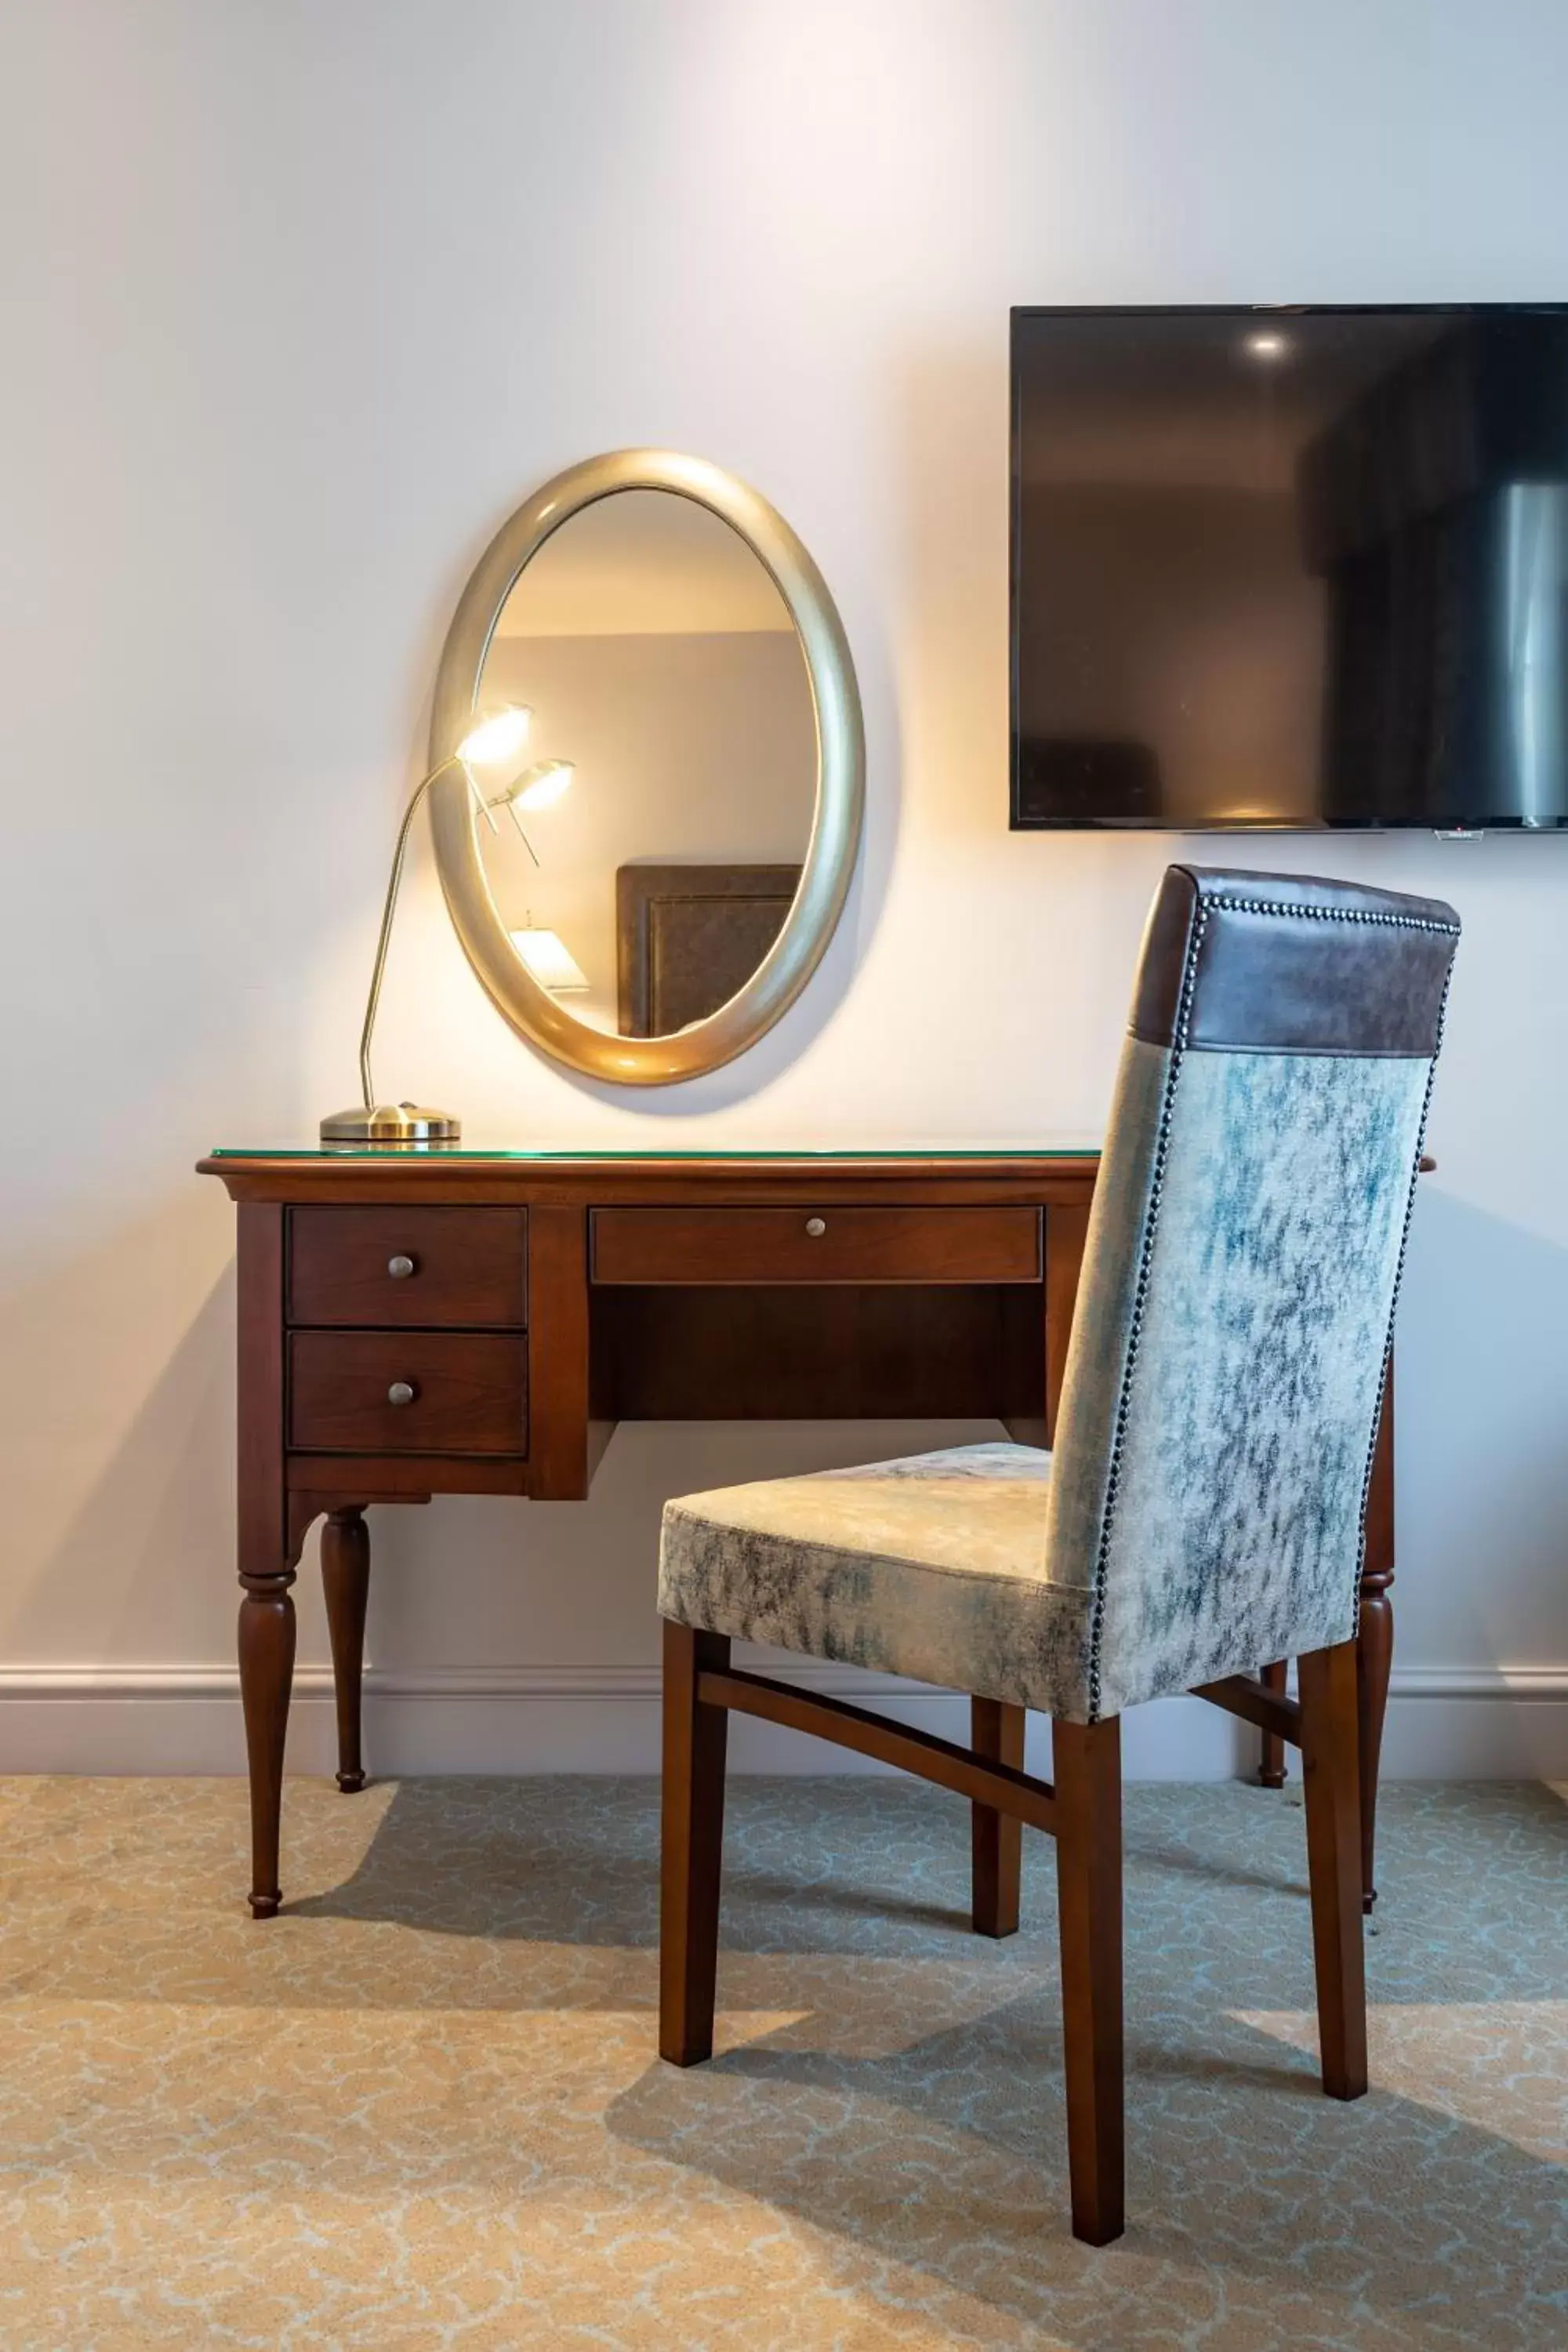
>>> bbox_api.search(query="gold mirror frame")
[428,449,865,1083]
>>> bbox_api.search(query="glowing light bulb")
[510,760,575,811]
[456,704,532,768]
[1243,331,1289,362]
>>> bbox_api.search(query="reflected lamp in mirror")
[482,760,576,866]
[514,760,575,811]
[320,704,541,1148]
[511,921,590,993]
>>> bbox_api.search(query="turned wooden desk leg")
[1258,1663,1289,1788]
[235,1200,296,1920]
[238,1564,296,1919]
[1358,1370,1397,1915]
[321,1506,370,1793]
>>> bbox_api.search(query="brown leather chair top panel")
[1131,866,1460,1058]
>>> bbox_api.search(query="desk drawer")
[590,1205,1041,1286]
[289,1331,528,1455]
[289,1207,526,1328]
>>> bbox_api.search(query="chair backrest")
[1046,866,1459,1720]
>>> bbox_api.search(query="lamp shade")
[510,927,590,993]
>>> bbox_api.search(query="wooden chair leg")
[659,1621,731,2067]
[971,1696,1025,1936]
[1053,1715,1124,2245]
[1257,1660,1288,1787]
[1298,1639,1368,2102]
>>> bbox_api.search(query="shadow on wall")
[892,343,1009,844]
[1396,1185,1568,1672]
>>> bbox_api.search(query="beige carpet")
[0,1773,1562,2350]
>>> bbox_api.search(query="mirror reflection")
[474,489,817,1037]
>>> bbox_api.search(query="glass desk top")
[209,1142,1102,1162]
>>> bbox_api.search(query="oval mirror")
[428,452,864,1083]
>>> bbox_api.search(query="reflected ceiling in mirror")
[474,489,816,1039]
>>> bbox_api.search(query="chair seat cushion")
[659,1443,1097,1719]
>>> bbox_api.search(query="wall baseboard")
[1,1661,1564,1779]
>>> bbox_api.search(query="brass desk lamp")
[321,706,574,1145]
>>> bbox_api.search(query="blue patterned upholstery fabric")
[1048,1040,1428,1717]
[659,869,1459,1722]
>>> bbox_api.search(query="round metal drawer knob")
[387,1254,416,1280]
[387,1380,417,1407]
[804,1216,826,1238]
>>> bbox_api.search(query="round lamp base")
[319,1101,463,1149]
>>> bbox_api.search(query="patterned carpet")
[0,1773,1562,2350]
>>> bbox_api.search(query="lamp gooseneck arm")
[357,753,462,1112]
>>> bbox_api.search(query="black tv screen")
[1011,304,1568,830]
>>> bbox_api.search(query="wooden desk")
[200,1149,1399,1918]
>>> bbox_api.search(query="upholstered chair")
[656,866,1459,2245]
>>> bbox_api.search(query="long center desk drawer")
[590,1205,1041,1285]
[289,1207,526,1329]
[289,1331,528,1455]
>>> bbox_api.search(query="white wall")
[2,0,1565,1778]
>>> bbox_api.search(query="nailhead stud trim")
[1203,891,1459,937]
[1084,898,1207,1721]
[1353,956,1456,1593]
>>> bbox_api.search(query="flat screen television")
[1011,304,1568,830]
